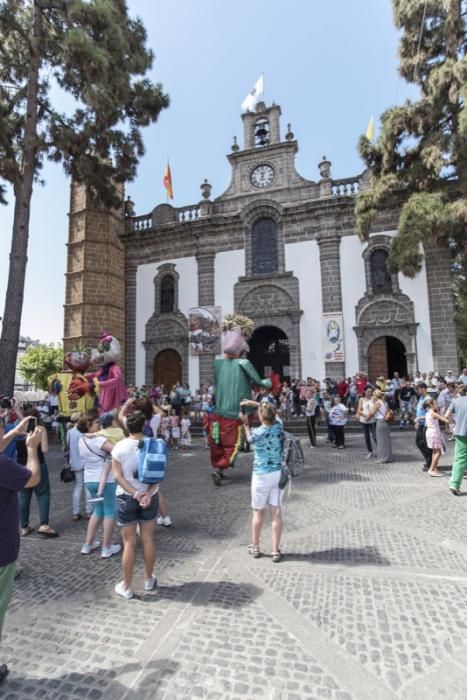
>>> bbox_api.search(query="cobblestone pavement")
[3,430,467,699]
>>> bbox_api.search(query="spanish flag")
[163,162,173,200]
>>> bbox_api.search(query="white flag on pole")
[241,75,264,111]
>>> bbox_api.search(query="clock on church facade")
[64,101,458,390]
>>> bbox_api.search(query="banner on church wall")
[188,306,222,355]
[322,313,345,363]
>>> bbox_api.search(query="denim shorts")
[117,493,159,527]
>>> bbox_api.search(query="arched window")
[370,249,392,293]
[160,275,175,313]
[252,218,278,275]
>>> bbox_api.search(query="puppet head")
[64,350,91,373]
[222,314,255,357]
[91,331,122,367]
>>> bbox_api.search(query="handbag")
[60,465,75,483]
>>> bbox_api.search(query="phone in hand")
[27,417,37,433]
[241,405,247,415]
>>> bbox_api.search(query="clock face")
[250,164,275,189]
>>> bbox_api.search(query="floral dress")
[425,410,445,450]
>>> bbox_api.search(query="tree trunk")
[0,2,42,396]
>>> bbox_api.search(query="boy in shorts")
[111,411,160,599]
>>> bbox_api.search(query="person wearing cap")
[97,411,125,446]
[458,368,467,386]
[67,412,92,521]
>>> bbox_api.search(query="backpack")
[137,437,168,484]
[279,430,305,488]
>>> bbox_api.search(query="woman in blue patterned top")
[240,400,283,562]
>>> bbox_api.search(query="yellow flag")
[366,115,374,141]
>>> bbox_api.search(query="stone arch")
[144,309,188,386]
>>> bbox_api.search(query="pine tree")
[355,0,466,281]
[0,0,169,395]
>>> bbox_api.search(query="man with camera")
[0,416,42,684]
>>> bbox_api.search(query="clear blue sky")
[0,0,417,344]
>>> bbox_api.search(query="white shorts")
[251,471,283,510]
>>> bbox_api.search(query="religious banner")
[323,313,345,362]
[188,306,222,355]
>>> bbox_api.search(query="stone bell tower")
[63,180,126,361]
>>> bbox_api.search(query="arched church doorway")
[368,336,407,381]
[248,326,290,382]
[153,349,182,388]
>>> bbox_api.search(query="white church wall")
[285,240,324,379]
[135,256,198,386]
[340,235,367,377]
[214,249,245,358]
[398,261,433,372]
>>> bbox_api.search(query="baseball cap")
[99,411,116,428]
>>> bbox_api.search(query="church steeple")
[241,102,282,150]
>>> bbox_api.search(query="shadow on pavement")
[140,579,262,607]
[283,546,390,566]
[5,661,180,700]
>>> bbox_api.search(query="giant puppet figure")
[205,313,272,486]
[48,350,95,419]
[87,331,128,413]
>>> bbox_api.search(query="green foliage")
[355,0,466,278]
[18,343,63,390]
[0,0,169,207]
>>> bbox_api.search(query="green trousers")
[0,562,16,642]
[449,436,467,490]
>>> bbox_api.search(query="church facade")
[64,102,458,389]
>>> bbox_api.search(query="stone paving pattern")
[3,430,467,699]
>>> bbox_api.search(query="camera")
[0,397,12,409]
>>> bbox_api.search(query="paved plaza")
[3,430,467,699]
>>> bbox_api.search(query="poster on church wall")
[322,313,345,363]
[188,306,222,355]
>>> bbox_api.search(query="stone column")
[196,252,216,387]
[124,263,137,385]
[424,242,459,374]
[317,233,345,379]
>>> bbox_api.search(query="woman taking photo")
[366,389,393,463]
[77,409,120,559]
[240,400,284,563]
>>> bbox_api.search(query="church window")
[160,275,175,313]
[252,218,278,275]
[370,249,392,293]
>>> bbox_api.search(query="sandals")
[248,544,262,558]
[272,551,282,563]
[21,526,34,537]
[37,526,59,538]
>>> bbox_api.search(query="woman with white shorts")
[240,400,283,563]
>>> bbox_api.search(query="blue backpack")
[137,437,168,484]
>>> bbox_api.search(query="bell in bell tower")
[242,101,282,150]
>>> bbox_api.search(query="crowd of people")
[1,367,467,683]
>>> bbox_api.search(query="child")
[169,409,180,449]
[328,397,348,449]
[423,397,450,477]
[161,408,171,445]
[98,412,125,446]
[180,412,191,449]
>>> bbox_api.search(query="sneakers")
[115,581,134,600]
[364,453,373,459]
[101,544,121,559]
[211,470,222,486]
[81,541,100,555]
[156,515,173,527]
[144,575,157,591]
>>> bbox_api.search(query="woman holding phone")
[19,408,59,538]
